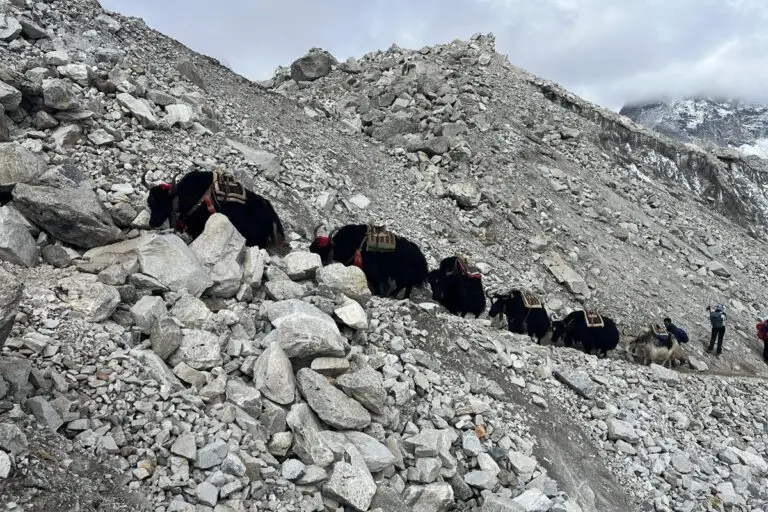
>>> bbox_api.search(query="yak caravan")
[2,1,768,511]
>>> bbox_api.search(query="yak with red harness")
[143,169,286,251]
[489,289,551,344]
[550,309,619,357]
[428,255,486,318]
[309,223,429,299]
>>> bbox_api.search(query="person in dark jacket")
[707,304,727,356]
[663,317,689,344]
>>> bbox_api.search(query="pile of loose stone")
[2,212,587,512]
[2,0,768,510]
[514,347,768,511]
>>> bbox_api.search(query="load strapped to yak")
[453,253,481,279]
[365,224,397,252]
[342,224,398,268]
[583,309,604,328]
[166,168,248,233]
[520,290,543,309]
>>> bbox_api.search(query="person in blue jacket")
[663,317,689,345]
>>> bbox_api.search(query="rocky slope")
[620,97,768,158]
[1,1,768,512]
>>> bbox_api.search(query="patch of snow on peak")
[737,138,768,159]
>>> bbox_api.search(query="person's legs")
[716,327,725,355]
[708,327,717,352]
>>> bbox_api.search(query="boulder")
[0,142,47,188]
[174,59,207,91]
[542,251,590,298]
[0,105,8,142]
[290,50,337,82]
[42,78,80,111]
[323,445,376,511]
[116,92,158,128]
[0,268,23,350]
[335,365,387,415]
[334,300,368,330]
[12,165,123,249]
[264,313,348,360]
[286,403,336,467]
[56,274,120,322]
[606,418,639,444]
[404,482,454,512]
[409,136,450,156]
[0,15,22,42]
[316,263,372,303]
[150,316,183,361]
[265,299,335,327]
[189,213,245,298]
[19,19,48,40]
[168,329,222,370]
[282,251,322,280]
[447,180,481,209]
[252,341,295,405]
[0,205,39,267]
[137,235,213,297]
[0,80,21,111]
[161,104,196,129]
[296,368,371,430]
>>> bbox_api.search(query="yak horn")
[313,222,328,238]
[171,173,180,190]
[141,170,150,189]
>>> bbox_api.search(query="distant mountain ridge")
[620,97,768,158]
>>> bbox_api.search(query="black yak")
[309,223,428,299]
[428,255,486,318]
[488,289,551,344]
[142,169,285,251]
[551,309,619,357]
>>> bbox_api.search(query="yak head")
[427,270,443,300]
[143,171,177,228]
[488,294,508,318]
[309,223,334,263]
[550,315,566,344]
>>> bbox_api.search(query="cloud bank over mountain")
[101,0,768,110]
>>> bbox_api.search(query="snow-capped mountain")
[619,98,768,158]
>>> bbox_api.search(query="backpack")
[758,321,768,342]
[711,310,725,328]
[674,326,689,343]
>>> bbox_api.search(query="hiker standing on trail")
[707,304,727,356]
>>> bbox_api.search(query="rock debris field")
[1,0,768,511]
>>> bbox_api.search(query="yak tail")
[272,220,286,249]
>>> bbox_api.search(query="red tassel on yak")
[352,249,363,268]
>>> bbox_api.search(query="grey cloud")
[100,0,768,111]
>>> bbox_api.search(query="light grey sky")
[99,0,768,111]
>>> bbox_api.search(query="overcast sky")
[99,0,768,111]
